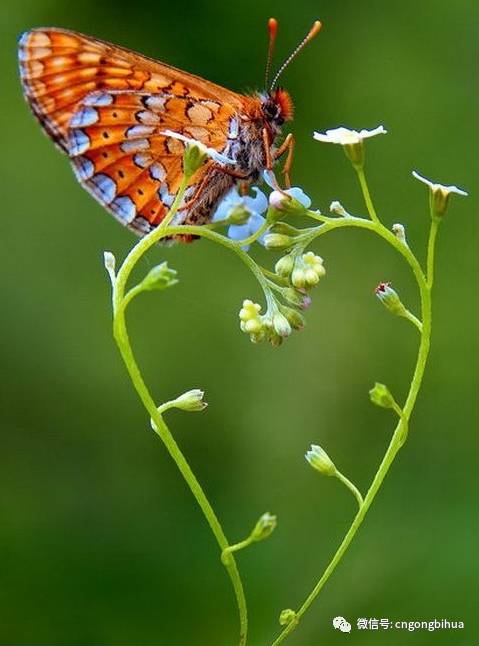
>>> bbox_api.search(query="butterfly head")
[261,88,294,127]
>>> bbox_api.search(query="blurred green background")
[1,0,477,644]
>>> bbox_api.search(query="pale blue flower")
[262,171,312,210]
[284,187,312,208]
[212,187,268,250]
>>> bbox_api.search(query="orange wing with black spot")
[18,28,245,235]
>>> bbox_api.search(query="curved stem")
[272,277,431,644]
[271,176,436,644]
[335,471,364,509]
[111,186,256,645]
[401,308,423,333]
[112,312,248,644]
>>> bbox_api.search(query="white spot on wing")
[133,153,153,168]
[72,156,95,180]
[68,129,91,156]
[126,125,155,139]
[149,162,166,181]
[87,174,117,204]
[111,196,136,223]
[159,184,174,207]
[83,92,114,107]
[70,107,99,127]
[136,110,161,125]
[120,139,150,153]
[144,95,167,111]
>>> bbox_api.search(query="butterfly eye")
[262,99,280,122]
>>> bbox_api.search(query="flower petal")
[212,187,242,222]
[244,187,268,214]
[313,125,387,145]
[227,223,251,241]
[286,187,311,208]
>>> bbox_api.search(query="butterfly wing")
[18,28,245,235]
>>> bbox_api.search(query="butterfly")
[18,20,321,241]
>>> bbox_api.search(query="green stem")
[111,183,252,646]
[272,279,432,645]
[271,172,435,645]
[222,538,254,564]
[334,470,364,509]
[427,218,440,289]
[356,166,381,224]
[401,308,423,333]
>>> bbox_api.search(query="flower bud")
[227,204,251,225]
[269,222,301,236]
[263,233,293,250]
[279,305,306,330]
[183,143,208,177]
[329,200,350,217]
[305,444,337,476]
[103,250,116,286]
[272,311,292,338]
[269,189,309,216]
[282,288,312,310]
[239,299,261,324]
[369,382,395,409]
[139,261,178,292]
[279,609,297,626]
[250,512,277,542]
[412,170,468,219]
[375,282,407,317]
[172,389,208,412]
[291,252,326,289]
[239,300,265,340]
[392,223,407,245]
[275,254,295,277]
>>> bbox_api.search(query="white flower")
[412,171,468,217]
[412,171,468,197]
[213,187,268,250]
[313,125,387,145]
[161,129,235,166]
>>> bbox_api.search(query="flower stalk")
[101,124,465,646]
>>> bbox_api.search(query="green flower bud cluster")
[239,299,294,346]
[276,251,326,289]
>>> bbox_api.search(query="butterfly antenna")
[264,18,278,89]
[269,20,322,91]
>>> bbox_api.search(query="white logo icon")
[333,616,352,633]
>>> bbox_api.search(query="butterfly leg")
[273,133,295,188]
[178,164,249,213]
[239,181,250,196]
[262,128,290,194]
